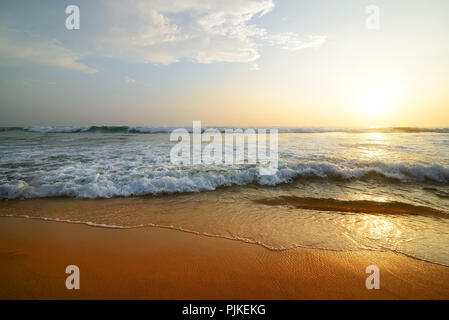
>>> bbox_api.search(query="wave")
[24,126,91,133]
[277,127,449,134]
[0,127,23,132]
[1,162,448,199]
[0,126,446,134]
[20,126,177,133]
[254,196,448,218]
[22,126,193,133]
[276,162,449,184]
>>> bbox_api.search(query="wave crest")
[1,162,448,199]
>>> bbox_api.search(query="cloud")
[264,33,327,51]
[96,0,325,65]
[124,75,136,84]
[0,28,97,74]
[250,63,259,71]
[0,1,326,71]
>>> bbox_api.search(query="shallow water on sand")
[1,183,449,267]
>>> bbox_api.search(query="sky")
[0,0,448,127]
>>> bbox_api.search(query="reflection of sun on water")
[360,132,388,160]
[359,215,402,240]
[359,194,389,203]
[368,132,384,140]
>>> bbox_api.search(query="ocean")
[1,126,448,266]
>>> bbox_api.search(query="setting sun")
[354,78,403,122]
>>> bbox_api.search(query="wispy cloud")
[250,63,259,71]
[264,33,327,51]
[0,28,97,74]
[124,75,136,84]
[96,0,326,65]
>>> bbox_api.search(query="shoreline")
[2,214,449,269]
[1,217,449,299]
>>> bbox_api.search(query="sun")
[354,77,402,120]
[360,85,395,116]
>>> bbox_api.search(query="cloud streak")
[0,28,97,74]
[124,75,136,84]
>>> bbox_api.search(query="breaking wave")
[1,162,448,199]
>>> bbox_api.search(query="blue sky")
[1,0,448,127]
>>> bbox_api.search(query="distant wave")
[1,162,448,199]
[22,126,175,133]
[25,126,92,133]
[0,127,25,132]
[0,126,447,134]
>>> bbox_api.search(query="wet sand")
[0,217,448,299]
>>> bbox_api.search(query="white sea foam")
[1,161,448,199]
[0,214,130,228]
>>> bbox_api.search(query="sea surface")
[1,126,448,266]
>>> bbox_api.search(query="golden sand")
[0,217,448,299]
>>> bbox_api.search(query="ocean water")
[1,126,449,266]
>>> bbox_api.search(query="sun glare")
[354,77,403,121]
[361,85,395,116]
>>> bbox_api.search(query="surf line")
[169,121,279,175]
